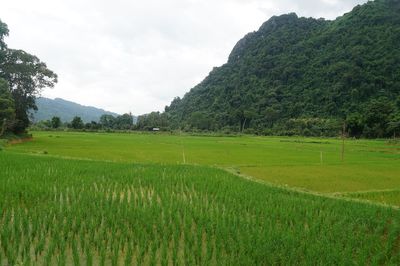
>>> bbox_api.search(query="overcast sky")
[0,0,367,115]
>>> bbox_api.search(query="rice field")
[1,152,400,265]
[6,131,400,205]
[341,190,400,207]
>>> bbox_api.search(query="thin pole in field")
[341,122,346,162]
[180,129,186,164]
[320,151,323,165]
[182,145,186,164]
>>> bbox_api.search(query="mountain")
[164,0,400,138]
[32,97,120,123]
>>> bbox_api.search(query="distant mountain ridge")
[32,97,120,123]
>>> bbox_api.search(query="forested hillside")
[163,0,400,137]
[32,97,119,123]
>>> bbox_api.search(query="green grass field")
[1,152,400,265]
[6,131,400,204]
[2,131,400,264]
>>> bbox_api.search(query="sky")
[0,0,367,115]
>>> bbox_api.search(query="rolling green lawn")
[6,131,400,201]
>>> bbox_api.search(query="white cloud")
[0,0,367,115]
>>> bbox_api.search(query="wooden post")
[182,145,186,164]
[320,151,323,165]
[242,118,247,133]
[341,122,346,162]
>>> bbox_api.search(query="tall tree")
[0,19,57,134]
[0,20,8,49]
[0,78,14,136]
[114,113,134,129]
[51,116,61,129]
[99,114,116,129]
[70,116,84,129]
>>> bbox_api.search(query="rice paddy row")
[1,151,399,265]
[6,131,400,206]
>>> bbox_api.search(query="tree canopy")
[164,0,400,138]
[0,78,14,135]
[0,19,57,134]
[136,112,168,131]
[51,116,61,129]
[70,116,84,130]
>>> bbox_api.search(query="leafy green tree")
[263,107,280,128]
[0,19,8,49]
[85,121,101,130]
[43,120,52,128]
[0,78,14,136]
[242,109,256,132]
[189,112,210,130]
[34,119,52,129]
[0,19,57,134]
[388,112,400,138]
[136,112,168,130]
[363,98,394,138]
[346,113,364,138]
[114,113,134,129]
[51,116,61,129]
[99,114,116,129]
[70,116,84,129]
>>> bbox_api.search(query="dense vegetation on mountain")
[0,19,57,135]
[35,114,136,131]
[162,0,400,137]
[136,111,169,131]
[33,97,120,123]
[34,109,136,131]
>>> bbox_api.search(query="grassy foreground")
[6,131,400,205]
[1,151,400,265]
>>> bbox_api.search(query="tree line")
[35,113,135,131]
